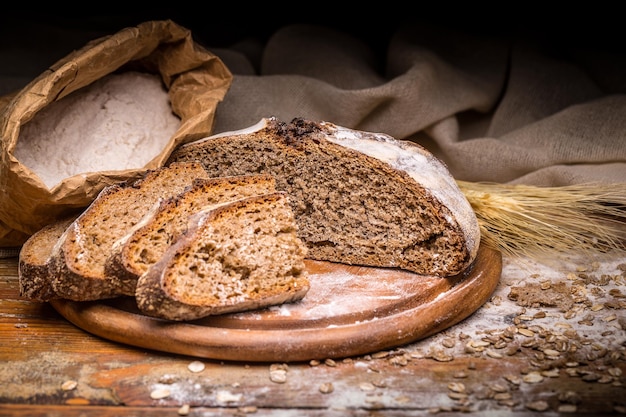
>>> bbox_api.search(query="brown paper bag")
[0,20,232,247]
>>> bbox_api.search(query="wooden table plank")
[1,255,625,416]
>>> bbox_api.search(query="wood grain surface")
[1,252,625,416]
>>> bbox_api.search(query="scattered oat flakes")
[488,382,508,393]
[522,372,544,383]
[486,349,503,359]
[558,404,577,413]
[187,360,205,373]
[269,369,287,384]
[442,337,456,348]
[498,399,518,407]
[541,368,560,378]
[517,328,534,337]
[389,355,409,366]
[177,404,190,415]
[603,314,617,322]
[447,391,468,400]
[14,323,28,328]
[150,388,171,400]
[494,392,511,400]
[324,359,337,367]
[359,382,376,391]
[372,380,387,388]
[447,382,465,393]
[319,382,334,394]
[470,340,490,348]
[431,350,454,362]
[409,350,425,359]
[61,380,77,391]
[525,400,549,411]
[453,370,468,379]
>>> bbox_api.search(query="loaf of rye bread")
[166,117,481,277]
[107,174,277,283]
[48,162,210,301]
[135,192,309,321]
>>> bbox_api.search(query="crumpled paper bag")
[0,19,232,247]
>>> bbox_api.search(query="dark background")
[2,6,624,76]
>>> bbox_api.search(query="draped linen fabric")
[209,23,625,186]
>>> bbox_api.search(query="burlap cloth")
[209,23,625,187]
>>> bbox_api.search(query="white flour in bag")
[14,72,181,189]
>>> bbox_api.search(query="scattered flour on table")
[14,71,180,189]
[263,268,415,319]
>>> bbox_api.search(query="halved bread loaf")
[49,162,210,301]
[107,174,277,283]
[166,117,481,277]
[18,215,77,301]
[135,192,309,321]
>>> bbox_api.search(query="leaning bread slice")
[166,117,480,277]
[135,192,309,321]
[18,215,78,301]
[49,162,210,301]
[107,174,277,283]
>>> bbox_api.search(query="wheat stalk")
[457,181,626,260]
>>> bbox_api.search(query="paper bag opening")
[0,19,232,247]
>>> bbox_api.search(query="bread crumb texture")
[135,193,309,321]
[166,194,306,304]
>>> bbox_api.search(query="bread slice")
[18,215,77,301]
[49,162,210,301]
[135,192,309,321]
[166,117,481,277]
[107,174,277,283]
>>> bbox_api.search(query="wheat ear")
[457,181,626,260]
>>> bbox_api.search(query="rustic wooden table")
[1,253,625,416]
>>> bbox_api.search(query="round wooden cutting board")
[50,245,501,362]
